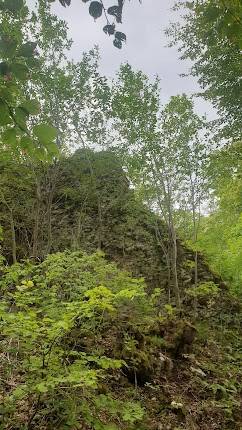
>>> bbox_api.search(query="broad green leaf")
[21,99,40,115]
[20,136,32,149]
[2,128,18,146]
[25,56,40,69]
[0,86,14,103]
[1,0,24,13]
[204,5,220,21]
[14,107,28,130]
[107,5,121,21]
[113,38,122,49]
[18,42,37,58]
[103,24,115,35]
[33,146,48,161]
[0,36,17,58]
[33,124,57,146]
[11,62,29,80]
[0,100,12,125]
[0,61,11,77]
[115,31,126,42]
[89,1,103,19]
[47,141,59,155]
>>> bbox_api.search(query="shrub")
[186,281,219,299]
[0,250,148,429]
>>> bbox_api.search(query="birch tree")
[112,67,208,306]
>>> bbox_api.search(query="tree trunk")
[191,188,198,287]
[46,194,53,255]
[170,222,181,308]
[190,181,200,315]
[32,178,41,259]
[45,165,59,255]
[10,209,17,264]
[155,221,171,302]
[77,135,103,250]
[72,211,82,250]
[97,197,103,249]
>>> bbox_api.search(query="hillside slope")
[0,150,228,292]
[0,150,241,429]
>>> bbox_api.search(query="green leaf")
[0,61,11,77]
[33,146,48,161]
[0,100,12,125]
[104,424,118,430]
[115,31,126,42]
[0,36,17,58]
[25,56,40,69]
[11,62,29,80]
[36,382,48,393]
[107,5,122,23]
[204,6,219,21]
[0,86,14,103]
[33,124,57,146]
[103,24,115,35]
[2,128,18,146]
[47,141,59,155]
[113,38,122,49]
[14,107,28,130]
[11,385,27,400]
[59,0,71,6]
[21,99,40,115]
[18,42,37,58]
[89,1,103,19]
[20,136,32,149]
[1,0,24,13]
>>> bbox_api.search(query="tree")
[153,95,208,303]
[18,1,112,255]
[111,66,208,306]
[0,2,128,262]
[166,0,242,140]
[29,0,73,149]
[0,158,35,262]
[0,0,58,157]
[196,141,242,296]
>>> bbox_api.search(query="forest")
[0,0,241,429]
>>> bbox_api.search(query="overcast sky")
[49,0,215,118]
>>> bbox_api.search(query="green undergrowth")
[0,250,152,429]
[0,250,241,430]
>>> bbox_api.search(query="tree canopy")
[166,0,242,140]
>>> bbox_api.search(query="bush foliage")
[0,250,150,429]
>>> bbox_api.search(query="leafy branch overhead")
[0,0,59,158]
[60,0,128,48]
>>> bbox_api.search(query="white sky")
[45,0,216,118]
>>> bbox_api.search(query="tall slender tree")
[166,0,242,140]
